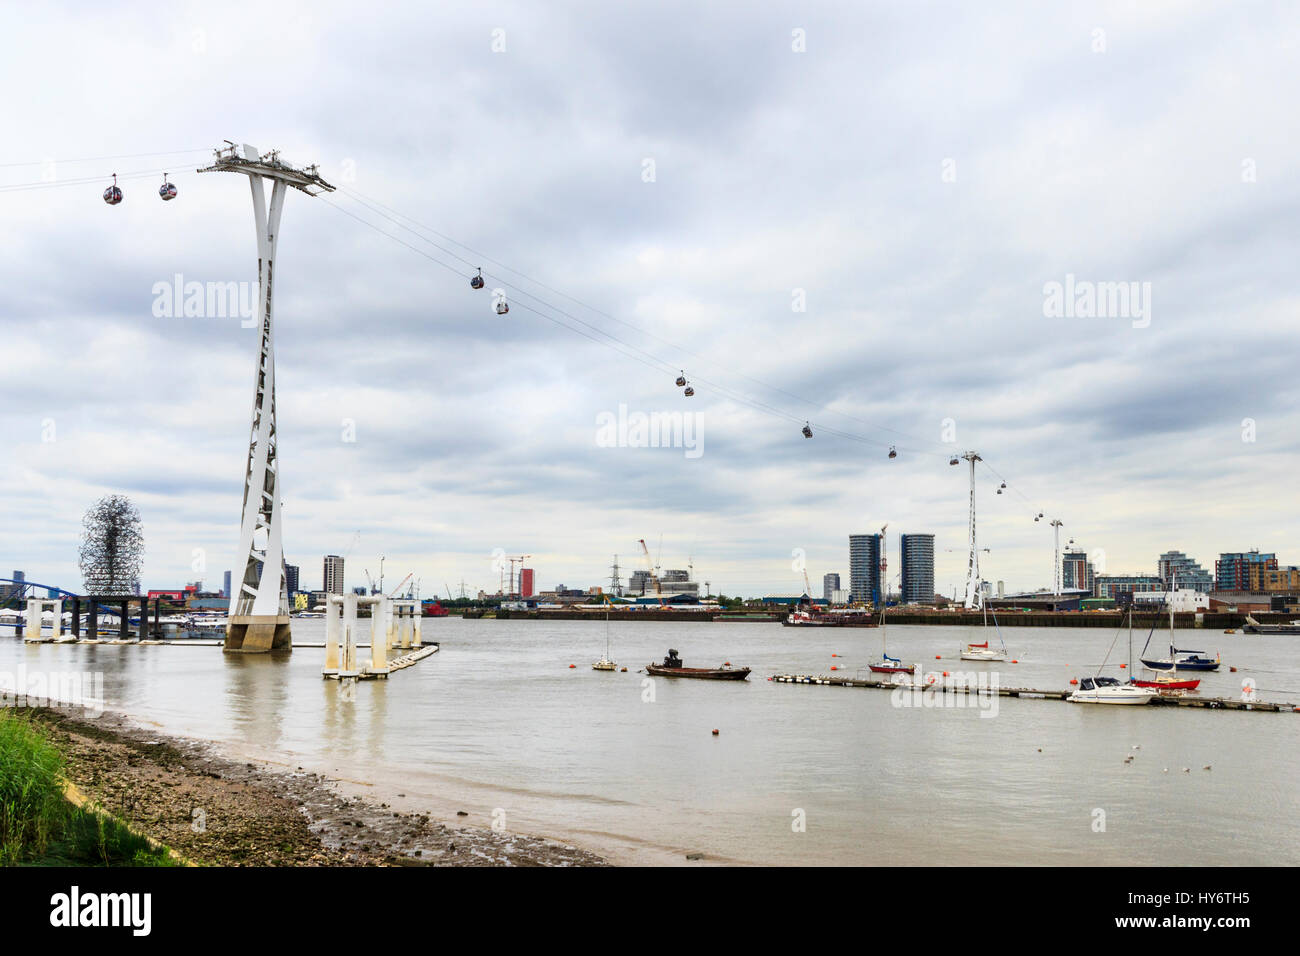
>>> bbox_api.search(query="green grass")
[0,712,175,866]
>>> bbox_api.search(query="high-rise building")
[1061,550,1096,595]
[1157,550,1212,592]
[898,534,935,604]
[849,534,882,605]
[323,555,346,595]
[222,570,232,599]
[520,568,535,598]
[1215,551,1277,591]
[3,570,25,602]
[627,569,699,599]
[285,563,300,596]
[822,573,841,602]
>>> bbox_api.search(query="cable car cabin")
[495,300,509,314]
[683,386,695,397]
[888,445,897,458]
[471,268,485,290]
[103,174,122,205]
[158,180,177,201]
[675,373,687,387]
[802,423,813,438]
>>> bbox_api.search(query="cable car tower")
[955,451,982,609]
[199,142,334,652]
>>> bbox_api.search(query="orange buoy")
[711,728,719,735]
[1069,678,1078,685]
[831,653,838,657]
[1230,666,1237,672]
[568,664,575,669]
[830,665,838,671]
[1011,659,1019,664]
[1118,663,1125,668]
[935,655,942,660]
[724,661,731,666]
[942,671,949,677]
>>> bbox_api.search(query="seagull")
[1203,765,1212,771]
[1182,767,1190,773]
[1132,745,1140,750]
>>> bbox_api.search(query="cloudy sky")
[2,0,1297,600]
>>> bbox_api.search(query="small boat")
[959,586,1008,661]
[1068,676,1156,705]
[1130,674,1201,691]
[646,649,750,680]
[1125,603,1201,690]
[783,609,827,627]
[1137,574,1220,672]
[425,601,450,618]
[593,597,617,670]
[1241,616,1300,635]
[869,582,914,674]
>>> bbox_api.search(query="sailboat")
[1137,576,1220,673]
[1130,597,1202,690]
[960,585,1007,661]
[593,597,617,671]
[869,579,913,674]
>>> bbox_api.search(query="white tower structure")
[959,451,982,609]
[1049,519,1064,596]
[200,143,334,653]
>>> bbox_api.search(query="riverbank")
[23,708,606,867]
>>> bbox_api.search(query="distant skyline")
[3,2,1298,598]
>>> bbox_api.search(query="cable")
[0,148,211,169]
[335,183,957,451]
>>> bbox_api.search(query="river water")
[2,618,1297,865]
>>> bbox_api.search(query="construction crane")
[507,555,531,596]
[638,538,665,606]
[387,572,413,598]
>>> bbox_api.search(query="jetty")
[769,673,1298,713]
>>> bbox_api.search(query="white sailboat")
[593,597,616,671]
[960,584,1007,661]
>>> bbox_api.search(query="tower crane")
[638,539,665,606]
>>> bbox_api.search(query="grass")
[0,711,175,866]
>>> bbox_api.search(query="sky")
[1,0,1298,600]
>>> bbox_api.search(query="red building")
[520,568,535,598]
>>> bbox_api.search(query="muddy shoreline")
[30,708,607,867]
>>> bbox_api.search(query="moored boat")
[1242,616,1300,635]
[646,649,750,680]
[1068,676,1156,705]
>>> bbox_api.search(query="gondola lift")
[683,385,695,397]
[158,174,177,201]
[675,371,687,387]
[470,268,485,290]
[949,456,959,466]
[495,297,509,315]
[888,445,897,459]
[103,173,122,205]
[802,422,813,438]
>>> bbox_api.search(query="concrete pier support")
[323,597,342,677]
[339,593,359,678]
[23,598,61,643]
[368,595,390,676]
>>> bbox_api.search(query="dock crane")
[387,572,413,598]
[638,538,666,606]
